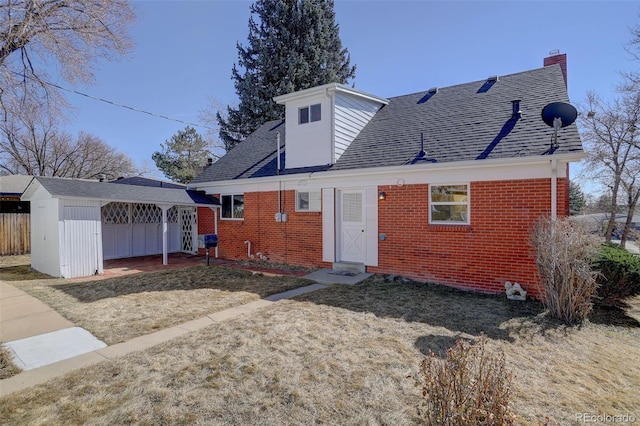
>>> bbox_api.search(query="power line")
[11,71,216,131]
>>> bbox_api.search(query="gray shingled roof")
[0,175,33,195]
[191,121,285,183]
[110,176,186,189]
[192,64,582,183]
[25,176,219,206]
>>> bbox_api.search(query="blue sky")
[59,1,640,191]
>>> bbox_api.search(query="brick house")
[190,53,584,299]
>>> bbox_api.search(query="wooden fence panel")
[0,213,30,255]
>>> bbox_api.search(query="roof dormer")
[274,83,388,170]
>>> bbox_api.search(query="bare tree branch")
[0,0,134,117]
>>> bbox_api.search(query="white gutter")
[192,152,586,191]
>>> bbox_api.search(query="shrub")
[531,217,600,325]
[0,344,21,380]
[410,336,515,426]
[593,243,640,304]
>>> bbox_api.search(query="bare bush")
[410,335,515,426]
[531,217,600,325]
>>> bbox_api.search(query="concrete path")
[0,281,74,342]
[0,269,370,397]
[0,283,327,397]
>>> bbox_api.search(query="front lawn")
[1,274,638,425]
[5,261,313,344]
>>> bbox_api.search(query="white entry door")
[339,190,366,263]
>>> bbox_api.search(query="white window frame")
[221,193,245,220]
[298,103,321,124]
[429,183,470,225]
[295,190,321,212]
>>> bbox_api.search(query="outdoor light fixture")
[379,191,386,200]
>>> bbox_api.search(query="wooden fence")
[0,213,30,256]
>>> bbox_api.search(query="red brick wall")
[199,191,330,269]
[369,178,566,299]
[197,177,568,300]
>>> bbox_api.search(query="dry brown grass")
[0,344,21,380]
[3,259,313,344]
[1,276,638,425]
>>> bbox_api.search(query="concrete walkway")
[0,266,378,397]
[0,281,74,342]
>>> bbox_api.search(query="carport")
[21,176,220,279]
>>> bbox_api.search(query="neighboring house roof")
[22,176,219,206]
[192,64,582,184]
[110,176,186,189]
[0,175,33,195]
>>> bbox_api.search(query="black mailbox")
[204,234,218,249]
[204,234,218,266]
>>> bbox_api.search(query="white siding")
[60,200,103,278]
[30,197,61,277]
[322,188,335,262]
[284,95,333,169]
[334,93,383,161]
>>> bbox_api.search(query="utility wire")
[11,71,216,130]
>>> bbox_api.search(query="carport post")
[161,206,168,265]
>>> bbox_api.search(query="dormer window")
[299,103,321,124]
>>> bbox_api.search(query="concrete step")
[332,261,365,275]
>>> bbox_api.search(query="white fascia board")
[274,82,389,106]
[192,153,585,194]
[20,178,41,201]
[25,193,219,208]
[327,85,389,105]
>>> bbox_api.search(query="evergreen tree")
[217,0,356,151]
[152,127,212,184]
[569,181,585,216]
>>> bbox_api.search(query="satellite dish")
[541,102,577,128]
[541,102,577,153]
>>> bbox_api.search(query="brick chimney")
[544,50,567,88]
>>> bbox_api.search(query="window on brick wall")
[429,184,469,224]
[221,194,244,219]
[296,190,321,212]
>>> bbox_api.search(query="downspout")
[551,158,557,220]
[330,88,336,163]
[277,132,282,217]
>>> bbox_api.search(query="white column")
[161,206,168,265]
[213,207,219,258]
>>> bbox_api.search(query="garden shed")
[21,176,219,278]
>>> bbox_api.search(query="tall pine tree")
[217,0,356,151]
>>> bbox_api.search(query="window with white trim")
[221,194,244,219]
[429,184,469,224]
[299,103,321,124]
[296,190,321,212]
